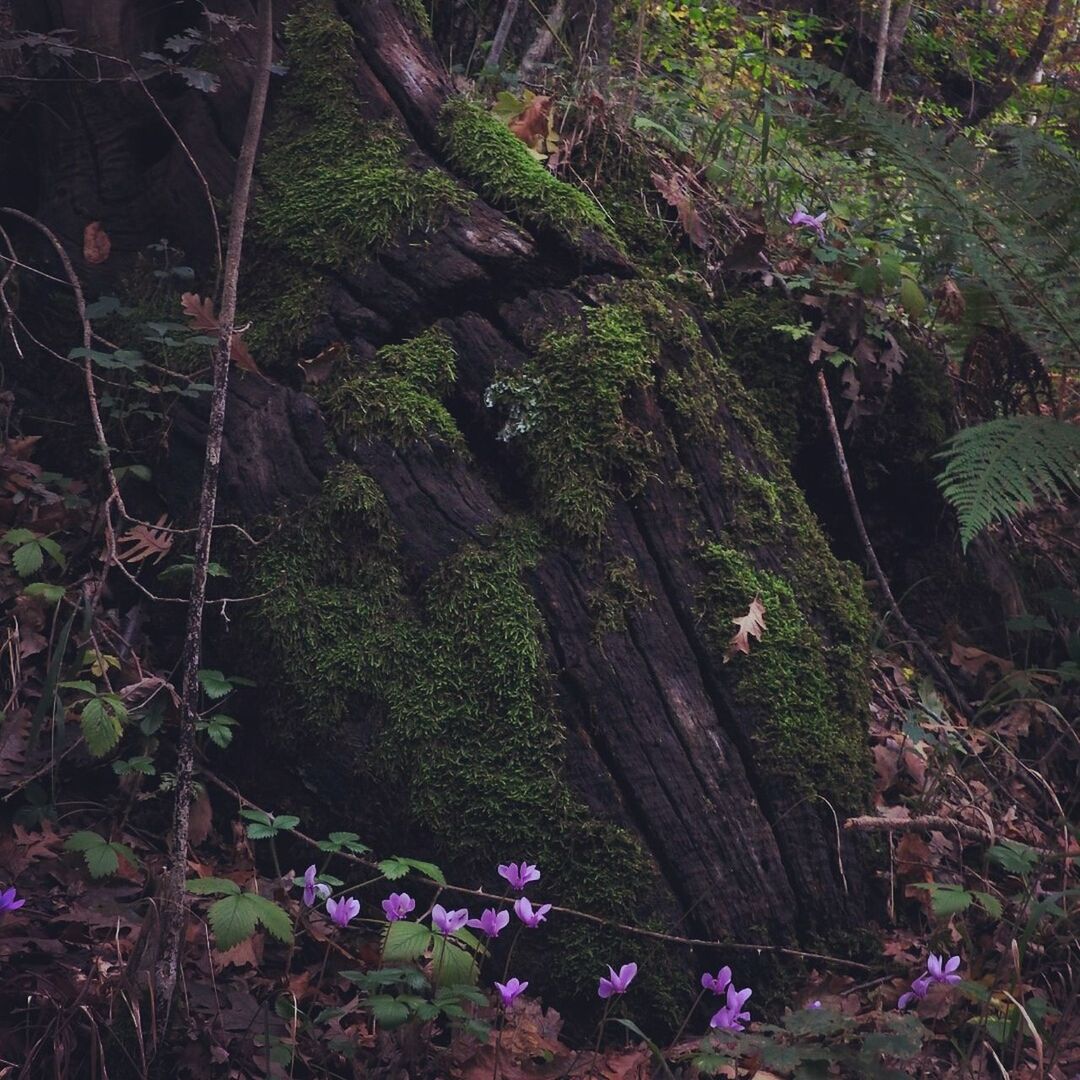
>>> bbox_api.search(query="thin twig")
[814,363,972,719]
[153,0,274,1037]
[201,767,873,972]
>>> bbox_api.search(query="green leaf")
[64,830,105,852]
[377,856,446,884]
[988,840,1041,877]
[899,275,926,317]
[208,893,260,950]
[430,933,477,987]
[80,696,125,757]
[783,1004,855,1037]
[23,582,65,603]
[972,890,1003,919]
[12,541,43,578]
[317,831,370,854]
[367,995,410,1029]
[910,882,974,917]
[59,680,98,694]
[186,876,241,896]
[64,831,137,878]
[245,893,294,944]
[197,669,234,699]
[381,919,432,965]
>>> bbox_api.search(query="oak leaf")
[508,94,552,151]
[724,595,766,662]
[117,513,173,564]
[83,221,111,265]
[179,292,258,373]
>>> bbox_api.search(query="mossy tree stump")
[6,0,877,1019]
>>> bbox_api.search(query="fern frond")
[935,417,1080,549]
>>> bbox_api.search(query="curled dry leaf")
[83,221,111,265]
[934,277,966,323]
[724,595,766,662]
[180,292,259,374]
[651,170,709,249]
[508,95,552,151]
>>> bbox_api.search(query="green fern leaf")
[936,417,1080,549]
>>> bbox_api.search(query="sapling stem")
[594,998,613,1056]
[669,986,707,1050]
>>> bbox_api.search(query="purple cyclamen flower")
[597,962,638,999]
[431,903,470,936]
[0,886,25,915]
[498,862,541,891]
[788,207,827,244]
[326,895,360,928]
[381,892,416,922]
[710,984,752,1033]
[301,865,331,907]
[898,954,962,1009]
[468,907,511,938]
[513,896,551,928]
[494,977,529,1008]
[927,953,962,986]
[808,1000,823,1009]
[701,966,732,995]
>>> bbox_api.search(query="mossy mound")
[486,298,657,539]
[245,463,685,1024]
[244,0,465,365]
[439,97,612,241]
[321,327,461,449]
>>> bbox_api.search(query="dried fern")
[935,417,1080,549]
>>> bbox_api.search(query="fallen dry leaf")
[180,292,258,373]
[724,596,766,662]
[509,95,552,151]
[117,513,173,564]
[83,221,111,264]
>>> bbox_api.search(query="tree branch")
[152,0,274,1036]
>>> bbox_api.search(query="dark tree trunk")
[2,0,876,1013]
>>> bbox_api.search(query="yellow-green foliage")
[244,0,464,363]
[439,97,611,239]
[321,328,461,448]
[246,464,683,1020]
[487,300,657,539]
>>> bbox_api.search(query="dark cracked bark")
[3,0,873,973]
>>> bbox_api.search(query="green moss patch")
[245,465,684,1022]
[244,0,465,365]
[321,327,461,449]
[439,97,612,240]
[486,299,658,540]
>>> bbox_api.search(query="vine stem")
[152,0,274,1041]
[814,364,971,720]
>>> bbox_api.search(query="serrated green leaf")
[273,815,300,830]
[910,882,974,917]
[85,843,120,878]
[208,893,260,950]
[59,680,98,694]
[367,995,410,1029]
[246,893,293,944]
[12,542,44,578]
[377,855,445,884]
[64,830,105,852]
[430,934,477,987]
[988,840,1041,876]
[973,890,1003,919]
[80,697,124,756]
[197,669,233,699]
[35,536,65,569]
[381,919,432,964]
[186,876,241,896]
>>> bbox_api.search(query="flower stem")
[501,924,524,984]
[492,1007,505,1080]
[594,998,613,1056]
[668,987,707,1051]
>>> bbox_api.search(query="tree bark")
[871,0,893,101]
[486,0,522,69]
